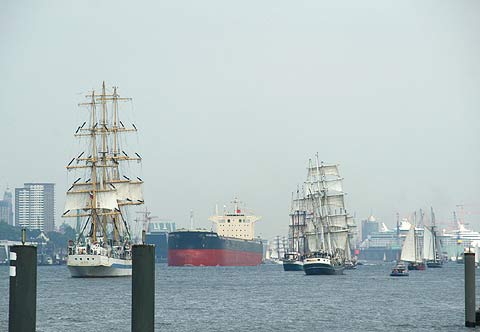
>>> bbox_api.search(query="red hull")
[168,249,263,266]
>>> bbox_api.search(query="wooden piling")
[465,251,475,327]
[132,244,155,332]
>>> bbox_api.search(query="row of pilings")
[7,244,480,330]
[8,243,155,332]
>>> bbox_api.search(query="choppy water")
[0,263,476,331]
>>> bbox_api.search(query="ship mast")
[295,187,301,253]
[315,154,333,255]
[90,90,98,242]
[290,191,295,252]
[308,158,325,252]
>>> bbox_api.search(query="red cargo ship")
[168,198,263,266]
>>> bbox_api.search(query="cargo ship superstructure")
[63,82,144,277]
[168,199,263,266]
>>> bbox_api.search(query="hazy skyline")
[1,0,479,240]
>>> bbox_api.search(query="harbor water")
[0,263,475,331]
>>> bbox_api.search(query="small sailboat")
[283,252,304,271]
[344,236,357,270]
[390,263,409,277]
[400,222,425,271]
[425,208,443,268]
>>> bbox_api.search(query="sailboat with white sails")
[302,155,355,275]
[400,221,425,271]
[424,207,443,268]
[63,82,145,277]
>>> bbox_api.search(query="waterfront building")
[15,183,55,232]
[0,187,13,225]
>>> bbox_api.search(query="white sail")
[423,227,435,261]
[114,181,144,202]
[65,190,119,212]
[328,214,348,228]
[96,190,119,210]
[347,215,356,228]
[325,194,345,211]
[65,191,91,211]
[305,232,319,252]
[345,237,352,260]
[324,178,343,193]
[291,197,307,212]
[330,229,349,250]
[307,164,339,178]
[400,227,416,262]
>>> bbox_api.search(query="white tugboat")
[302,155,354,275]
[63,82,144,277]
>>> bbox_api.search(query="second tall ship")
[168,199,263,266]
[295,155,355,275]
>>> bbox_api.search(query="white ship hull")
[67,254,132,278]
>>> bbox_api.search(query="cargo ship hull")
[168,231,263,266]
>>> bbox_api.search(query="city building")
[15,183,55,232]
[0,187,13,225]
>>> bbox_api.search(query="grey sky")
[1,0,479,239]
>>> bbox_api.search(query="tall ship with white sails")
[302,155,355,275]
[283,188,307,271]
[63,82,144,277]
[424,208,443,268]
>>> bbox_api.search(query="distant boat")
[390,263,409,277]
[424,208,443,268]
[282,252,304,271]
[283,189,306,271]
[344,235,357,270]
[400,224,425,271]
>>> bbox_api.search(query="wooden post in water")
[9,244,37,332]
[132,243,155,332]
[465,250,476,327]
